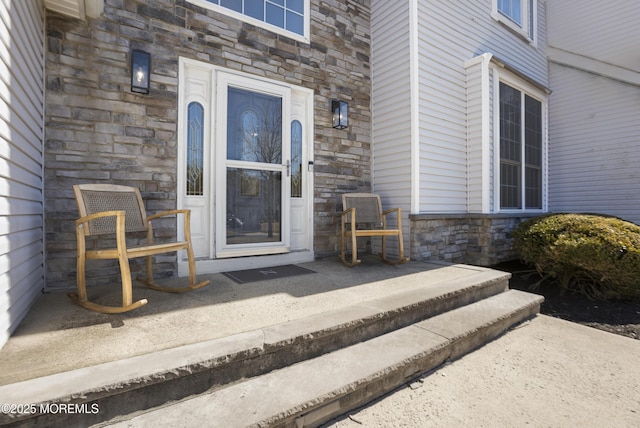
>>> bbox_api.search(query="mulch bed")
[493,260,640,340]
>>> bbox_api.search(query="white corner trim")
[409,0,420,214]
[480,54,492,214]
[464,52,493,69]
[465,53,494,214]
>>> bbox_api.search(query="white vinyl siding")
[548,64,640,224]
[547,0,640,225]
[547,0,639,76]
[370,0,412,209]
[416,2,468,213]
[407,0,547,214]
[0,1,45,348]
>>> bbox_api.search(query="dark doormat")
[222,264,316,284]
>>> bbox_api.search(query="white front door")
[178,59,313,268]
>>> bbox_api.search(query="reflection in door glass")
[226,87,284,245]
[227,87,282,164]
[226,168,282,244]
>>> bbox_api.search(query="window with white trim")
[492,0,536,41]
[188,0,309,42]
[498,81,544,210]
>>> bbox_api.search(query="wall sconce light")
[331,99,348,129]
[131,50,150,94]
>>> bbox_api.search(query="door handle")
[284,159,290,177]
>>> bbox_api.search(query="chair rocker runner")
[340,193,409,267]
[70,184,210,313]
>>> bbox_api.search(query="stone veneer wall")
[44,0,371,290]
[410,214,536,266]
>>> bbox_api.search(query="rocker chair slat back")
[73,184,148,235]
[343,193,383,226]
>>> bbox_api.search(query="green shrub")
[511,213,640,300]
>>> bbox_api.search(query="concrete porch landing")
[1,259,493,384]
[0,258,543,427]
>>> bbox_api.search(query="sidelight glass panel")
[291,120,302,198]
[186,102,204,196]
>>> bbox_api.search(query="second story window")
[493,0,536,42]
[190,0,309,42]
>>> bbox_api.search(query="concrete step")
[104,290,543,427]
[0,268,526,427]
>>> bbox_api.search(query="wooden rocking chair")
[340,193,409,267]
[70,184,210,313]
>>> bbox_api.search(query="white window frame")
[492,68,548,213]
[187,0,310,43]
[492,0,537,43]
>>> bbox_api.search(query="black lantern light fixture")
[331,99,348,129]
[131,50,150,94]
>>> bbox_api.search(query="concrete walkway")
[326,314,640,428]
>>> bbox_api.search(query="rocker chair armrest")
[382,207,402,230]
[382,207,401,217]
[146,209,190,222]
[340,208,356,218]
[146,210,191,235]
[340,207,356,225]
[145,209,192,245]
[76,209,125,225]
[75,210,126,236]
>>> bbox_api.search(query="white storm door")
[216,73,291,258]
